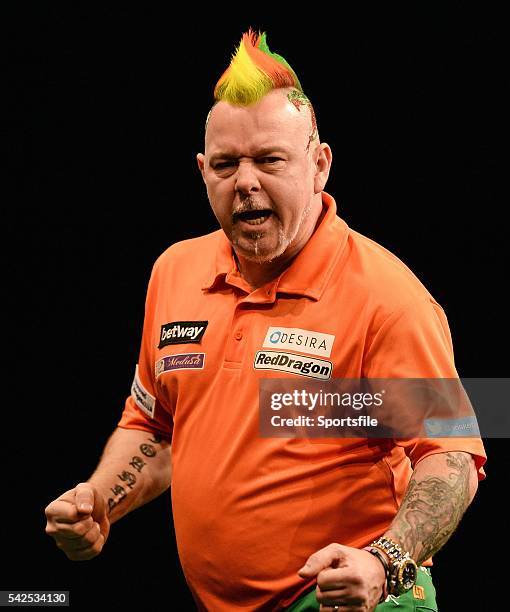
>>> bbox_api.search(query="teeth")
[237,211,271,225]
[243,215,270,225]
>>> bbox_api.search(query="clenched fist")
[45,482,110,561]
[298,543,386,611]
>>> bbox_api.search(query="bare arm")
[384,450,478,564]
[87,427,172,525]
[45,426,171,560]
[298,451,479,609]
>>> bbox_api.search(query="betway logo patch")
[158,321,208,348]
[254,351,332,380]
[263,327,335,357]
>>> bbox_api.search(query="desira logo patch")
[262,327,335,357]
[158,320,208,348]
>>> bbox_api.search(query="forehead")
[205,91,309,155]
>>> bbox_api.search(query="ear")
[196,153,206,183]
[313,143,333,194]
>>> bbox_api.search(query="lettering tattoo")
[386,452,472,564]
[118,470,137,489]
[140,443,156,457]
[106,434,165,514]
[107,484,127,513]
[129,456,146,473]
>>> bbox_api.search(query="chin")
[237,240,288,264]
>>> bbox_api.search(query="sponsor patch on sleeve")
[131,365,156,419]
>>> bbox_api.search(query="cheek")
[206,179,229,208]
[274,182,309,222]
[207,177,235,201]
[207,188,234,230]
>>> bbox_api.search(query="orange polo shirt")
[118,192,486,611]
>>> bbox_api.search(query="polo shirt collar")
[202,191,349,301]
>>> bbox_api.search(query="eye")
[214,161,237,170]
[258,157,283,164]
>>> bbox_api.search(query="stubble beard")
[233,198,313,265]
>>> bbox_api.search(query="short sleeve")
[364,297,487,480]
[117,259,174,442]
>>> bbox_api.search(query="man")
[45,30,486,611]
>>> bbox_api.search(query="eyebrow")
[209,148,289,163]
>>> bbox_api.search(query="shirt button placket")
[224,303,248,365]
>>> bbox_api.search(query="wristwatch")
[369,536,418,596]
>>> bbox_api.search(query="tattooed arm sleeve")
[384,451,479,565]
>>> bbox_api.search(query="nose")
[234,160,261,195]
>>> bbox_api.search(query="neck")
[235,253,294,290]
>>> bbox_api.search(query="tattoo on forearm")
[386,452,472,564]
[106,434,165,514]
[129,456,146,472]
[118,470,137,489]
[140,443,157,457]
[108,484,127,513]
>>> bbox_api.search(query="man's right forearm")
[86,427,172,525]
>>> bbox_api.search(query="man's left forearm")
[384,451,479,565]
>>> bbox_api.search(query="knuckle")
[64,517,93,538]
[69,525,84,538]
[307,553,319,565]
[75,482,91,490]
[75,520,93,537]
[44,504,58,519]
[83,525,100,545]
[45,524,56,536]
[316,573,328,589]
[91,536,104,554]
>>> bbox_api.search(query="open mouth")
[234,210,273,226]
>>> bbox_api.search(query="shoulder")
[341,226,442,318]
[156,229,223,265]
[149,229,223,283]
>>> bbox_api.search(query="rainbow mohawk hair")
[214,29,303,106]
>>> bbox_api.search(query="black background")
[3,5,506,611]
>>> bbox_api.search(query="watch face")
[401,560,418,590]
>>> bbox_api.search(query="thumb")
[90,486,107,524]
[298,544,345,578]
[75,482,95,514]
